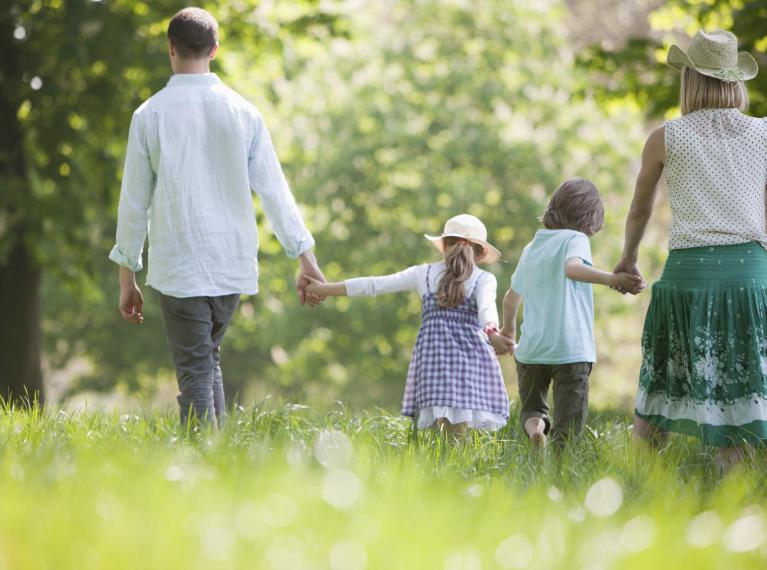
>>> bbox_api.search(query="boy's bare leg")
[524,417,547,449]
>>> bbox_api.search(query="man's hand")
[611,257,646,295]
[119,267,144,324]
[297,251,326,307]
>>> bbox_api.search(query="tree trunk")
[0,237,44,406]
[0,9,44,405]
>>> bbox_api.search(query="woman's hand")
[611,257,646,295]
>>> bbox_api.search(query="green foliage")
[32,0,649,407]
[576,0,767,118]
[3,405,767,568]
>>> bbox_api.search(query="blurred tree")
[217,0,646,408]
[0,0,344,405]
[32,0,648,410]
[576,0,767,118]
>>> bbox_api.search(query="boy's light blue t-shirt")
[511,229,596,364]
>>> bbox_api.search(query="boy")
[498,179,642,446]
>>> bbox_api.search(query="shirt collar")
[167,73,221,87]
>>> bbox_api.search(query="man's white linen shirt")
[109,73,314,297]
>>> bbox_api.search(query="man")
[109,7,324,427]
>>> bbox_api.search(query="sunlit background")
[4,0,767,412]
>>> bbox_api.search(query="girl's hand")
[305,276,348,297]
[490,332,516,356]
[305,276,329,296]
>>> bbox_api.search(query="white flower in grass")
[619,515,656,553]
[198,513,234,561]
[568,506,586,523]
[444,549,482,570]
[584,478,623,517]
[329,540,368,570]
[547,486,562,502]
[686,511,722,548]
[314,429,353,468]
[495,534,533,569]
[266,535,306,569]
[264,493,298,527]
[724,509,766,552]
[322,469,363,510]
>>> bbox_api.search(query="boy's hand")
[609,272,645,295]
[490,332,516,356]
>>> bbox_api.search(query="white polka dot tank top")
[664,107,767,251]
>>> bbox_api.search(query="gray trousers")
[516,361,592,441]
[158,293,240,427]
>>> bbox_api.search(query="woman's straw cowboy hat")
[425,214,501,264]
[668,30,758,82]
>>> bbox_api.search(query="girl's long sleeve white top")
[344,261,499,326]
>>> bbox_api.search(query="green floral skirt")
[635,242,767,447]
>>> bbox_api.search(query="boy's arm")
[500,287,522,340]
[565,257,642,291]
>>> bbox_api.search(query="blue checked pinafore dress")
[401,265,510,425]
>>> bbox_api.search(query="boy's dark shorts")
[515,361,593,440]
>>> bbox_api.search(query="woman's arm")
[614,126,665,279]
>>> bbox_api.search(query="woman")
[614,30,767,470]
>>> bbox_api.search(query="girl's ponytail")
[436,237,484,308]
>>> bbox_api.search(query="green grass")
[2,403,767,569]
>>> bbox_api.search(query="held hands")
[610,257,646,295]
[297,251,327,307]
[304,277,331,299]
[490,328,517,356]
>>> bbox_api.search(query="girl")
[306,214,511,436]
[499,178,642,448]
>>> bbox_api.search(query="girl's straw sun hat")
[425,214,501,264]
[668,30,758,82]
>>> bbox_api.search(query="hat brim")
[424,233,501,264]
[667,44,758,81]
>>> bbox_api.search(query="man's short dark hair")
[541,178,604,236]
[167,7,219,60]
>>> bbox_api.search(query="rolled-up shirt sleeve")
[109,110,154,272]
[475,271,499,327]
[248,114,314,259]
[345,266,421,297]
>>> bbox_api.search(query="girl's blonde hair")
[437,237,484,309]
[681,67,749,115]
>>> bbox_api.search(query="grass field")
[2,403,767,570]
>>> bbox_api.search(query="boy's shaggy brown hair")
[541,178,604,236]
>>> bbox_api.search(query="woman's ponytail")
[436,237,484,308]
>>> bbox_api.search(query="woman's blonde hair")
[680,67,749,115]
[437,237,484,309]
